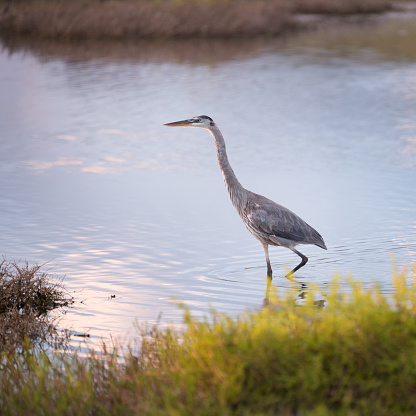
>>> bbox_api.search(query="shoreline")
[0,0,415,41]
[293,1,416,30]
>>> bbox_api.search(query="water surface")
[1,18,416,349]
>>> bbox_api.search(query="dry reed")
[0,0,294,39]
[0,258,73,352]
[0,0,396,40]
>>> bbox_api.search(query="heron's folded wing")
[245,199,308,243]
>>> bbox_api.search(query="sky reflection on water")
[1,18,416,349]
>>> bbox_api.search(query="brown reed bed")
[0,0,396,40]
[0,0,294,39]
[0,258,73,352]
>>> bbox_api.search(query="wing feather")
[244,191,326,248]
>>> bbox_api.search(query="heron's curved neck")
[208,126,247,213]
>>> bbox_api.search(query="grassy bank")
[0,0,396,40]
[1,266,416,415]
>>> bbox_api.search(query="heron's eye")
[195,118,201,122]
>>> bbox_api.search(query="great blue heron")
[164,115,327,278]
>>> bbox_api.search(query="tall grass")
[0,0,395,40]
[1,265,416,415]
[0,0,294,39]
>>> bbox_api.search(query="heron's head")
[163,115,215,129]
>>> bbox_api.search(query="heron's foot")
[285,269,297,281]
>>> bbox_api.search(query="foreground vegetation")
[1,265,416,415]
[0,0,400,39]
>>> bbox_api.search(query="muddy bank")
[294,1,416,30]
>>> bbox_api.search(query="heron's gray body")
[243,191,326,250]
[164,115,326,278]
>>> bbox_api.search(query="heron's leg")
[264,274,273,306]
[286,248,308,278]
[262,243,273,278]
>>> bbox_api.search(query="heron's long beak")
[163,119,193,127]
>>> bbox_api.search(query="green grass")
[1,265,416,415]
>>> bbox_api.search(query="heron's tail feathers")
[315,240,327,250]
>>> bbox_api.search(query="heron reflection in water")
[264,280,327,309]
[164,115,326,279]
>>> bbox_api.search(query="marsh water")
[1,16,416,350]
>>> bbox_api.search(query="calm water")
[1,17,416,349]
